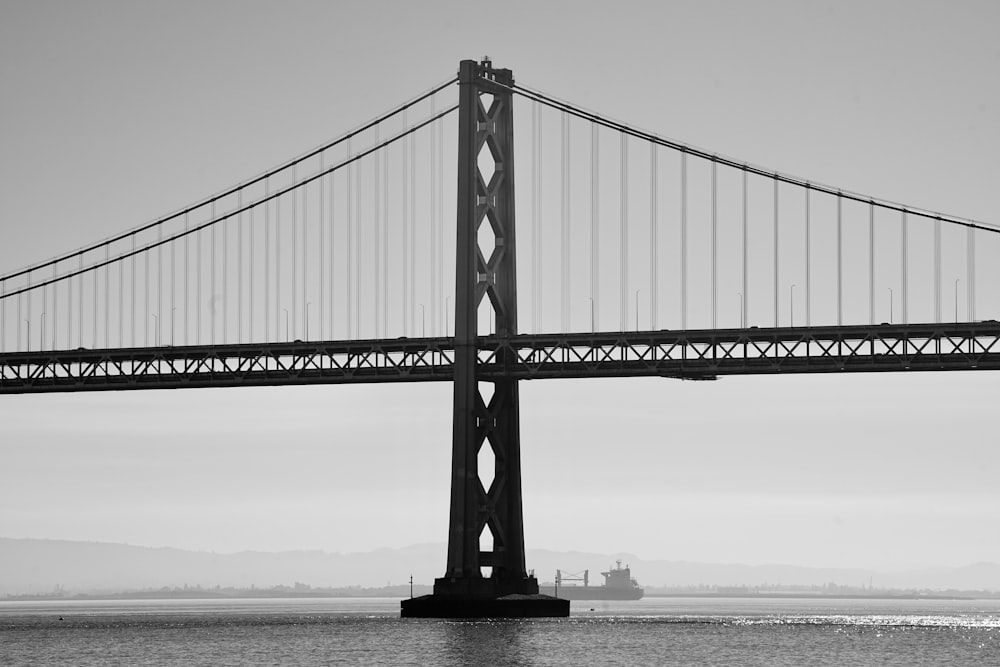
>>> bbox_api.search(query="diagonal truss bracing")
[4,322,1000,393]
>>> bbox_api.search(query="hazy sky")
[1,1,999,572]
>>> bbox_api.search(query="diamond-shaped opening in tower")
[479,436,496,494]
[477,138,498,186]
[479,522,494,554]
[478,381,495,407]
[479,92,495,115]
[478,294,496,334]
[477,219,497,265]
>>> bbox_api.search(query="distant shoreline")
[644,592,998,601]
[7,589,1000,602]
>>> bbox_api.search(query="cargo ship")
[541,560,644,600]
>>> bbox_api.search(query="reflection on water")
[2,597,998,666]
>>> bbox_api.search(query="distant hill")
[2,538,999,595]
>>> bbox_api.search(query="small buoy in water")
[58,616,64,621]
[589,608,594,612]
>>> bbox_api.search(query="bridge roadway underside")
[2,322,1000,394]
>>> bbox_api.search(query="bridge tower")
[401,59,568,617]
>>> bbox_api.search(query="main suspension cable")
[3,77,459,282]
[505,81,999,234]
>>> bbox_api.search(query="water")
[2,597,998,665]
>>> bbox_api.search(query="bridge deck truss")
[2,322,999,393]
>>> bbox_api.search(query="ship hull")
[540,585,643,601]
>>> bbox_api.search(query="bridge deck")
[2,322,998,393]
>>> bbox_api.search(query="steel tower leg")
[401,59,566,618]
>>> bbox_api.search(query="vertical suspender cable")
[374,126,381,337]
[80,256,85,348]
[303,173,309,340]
[561,112,570,332]
[934,217,942,322]
[277,188,283,340]
[118,248,122,346]
[901,211,908,324]
[536,106,543,333]
[590,121,599,333]
[131,235,137,345]
[211,201,217,345]
[742,168,748,327]
[773,178,779,328]
[620,131,628,332]
[20,276,25,351]
[53,264,58,349]
[158,220,163,345]
[22,275,30,351]
[145,236,150,345]
[249,191,254,343]
[347,139,354,338]
[89,262,95,347]
[184,213,189,345]
[428,95,440,336]
[383,132,389,336]
[836,193,842,326]
[27,270,32,351]
[869,202,874,325]
[805,184,811,327]
[399,113,407,336]
[171,213,176,344]
[197,211,203,344]
[238,191,243,343]
[319,153,325,340]
[680,152,687,330]
[236,188,243,343]
[437,106,444,335]
[264,182,270,343]
[409,123,416,336]
[40,270,46,349]
[967,227,975,322]
[356,136,363,336]
[51,265,57,348]
[651,144,658,330]
[397,117,406,337]
[329,151,336,338]
[104,246,109,348]
[710,160,716,329]
[429,102,437,338]
[1,279,5,352]
[292,164,297,340]
[66,269,72,348]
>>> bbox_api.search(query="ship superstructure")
[542,560,644,600]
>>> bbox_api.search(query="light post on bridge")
[283,308,289,342]
[306,302,312,341]
[171,307,177,346]
[40,312,46,351]
[737,293,743,328]
[151,314,159,346]
[445,296,452,335]
[888,288,893,324]
[419,304,425,337]
[589,297,595,333]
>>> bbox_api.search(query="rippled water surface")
[2,597,998,665]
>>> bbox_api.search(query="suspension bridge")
[2,58,998,616]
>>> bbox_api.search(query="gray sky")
[1,1,998,572]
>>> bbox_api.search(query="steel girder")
[3,322,1000,393]
[0,338,455,393]
[477,322,1000,379]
